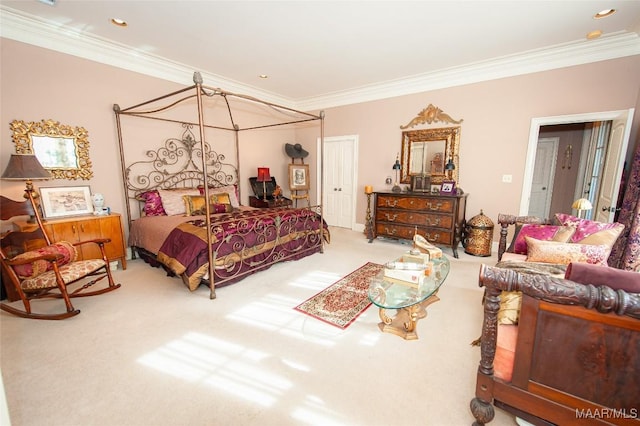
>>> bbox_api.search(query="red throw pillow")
[11,241,78,279]
[139,190,167,216]
[565,262,640,293]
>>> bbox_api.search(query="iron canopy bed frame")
[113,72,325,299]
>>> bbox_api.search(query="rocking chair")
[0,191,121,320]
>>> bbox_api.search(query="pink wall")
[2,38,639,243]
[0,39,310,232]
[321,57,640,234]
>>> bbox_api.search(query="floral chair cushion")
[20,259,106,291]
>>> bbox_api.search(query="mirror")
[400,126,460,185]
[10,119,93,180]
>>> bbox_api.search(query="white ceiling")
[1,0,640,110]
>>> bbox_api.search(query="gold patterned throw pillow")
[525,236,610,266]
[183,194,233,216]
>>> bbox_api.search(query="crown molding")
[0,6,291,107]
[297,32,640,111]
[2,5,639,112]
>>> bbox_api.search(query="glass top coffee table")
[368,256,450,340]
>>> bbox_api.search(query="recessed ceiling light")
[37,0,56,5]
[111,18,128,27]
[594,9,616,19]
[259,74,268,79]
[587,30,603,40]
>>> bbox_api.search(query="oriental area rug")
[294,262,383,329]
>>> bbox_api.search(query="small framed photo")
[411,175,431,192]
[289,164,310,190]
[439,180,456,195]
[39,186,94,219]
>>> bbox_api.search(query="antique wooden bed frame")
[113,72,326,299]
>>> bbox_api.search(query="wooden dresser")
[373,191,468,258]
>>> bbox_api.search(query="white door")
[528,138,558,218]
[595,114,630,222]
[319,135,357,228]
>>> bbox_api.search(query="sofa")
[470,213,640,425]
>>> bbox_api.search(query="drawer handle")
[426,218,441,226]
[383,227,397,235]
[384,213,398,221]
[384,199,399,207]
[425,233,439,242]
[427,202,443,211]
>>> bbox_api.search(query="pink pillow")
[139,190,166,216]
[565,262,640,293]
[555,213,624,246]
[12,241,78,279]
[511,224,575,255]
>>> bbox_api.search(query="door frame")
[520,109,634,216]
[316,134,359,230]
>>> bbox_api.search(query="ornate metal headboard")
[125,124,237,200]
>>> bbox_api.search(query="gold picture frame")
[10,119,93,180]
[288,164,310,190]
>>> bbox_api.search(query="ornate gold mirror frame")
[400,126,460,185]
[10,119,93,180]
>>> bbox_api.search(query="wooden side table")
[13,213,127,269]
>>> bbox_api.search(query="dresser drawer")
[375,223,453,245]
[376,195,455,213]
[376,209,453,229]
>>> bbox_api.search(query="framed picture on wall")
[289,164,310,190]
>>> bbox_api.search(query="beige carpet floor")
[0,227,517,426]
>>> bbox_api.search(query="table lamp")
[257,167,271,201]
[392,155,402,193]
[572,198,592,219]
[445,157,456,181]
[1,154,50,221]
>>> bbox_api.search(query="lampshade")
[256,167,271,182]
[392,159,401,170]
[572,198,593,211]
[1,154,50,181]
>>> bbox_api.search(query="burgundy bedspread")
[157,207,330,290]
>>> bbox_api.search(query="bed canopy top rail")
[114,71,325,300]
[116,73,321,132]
